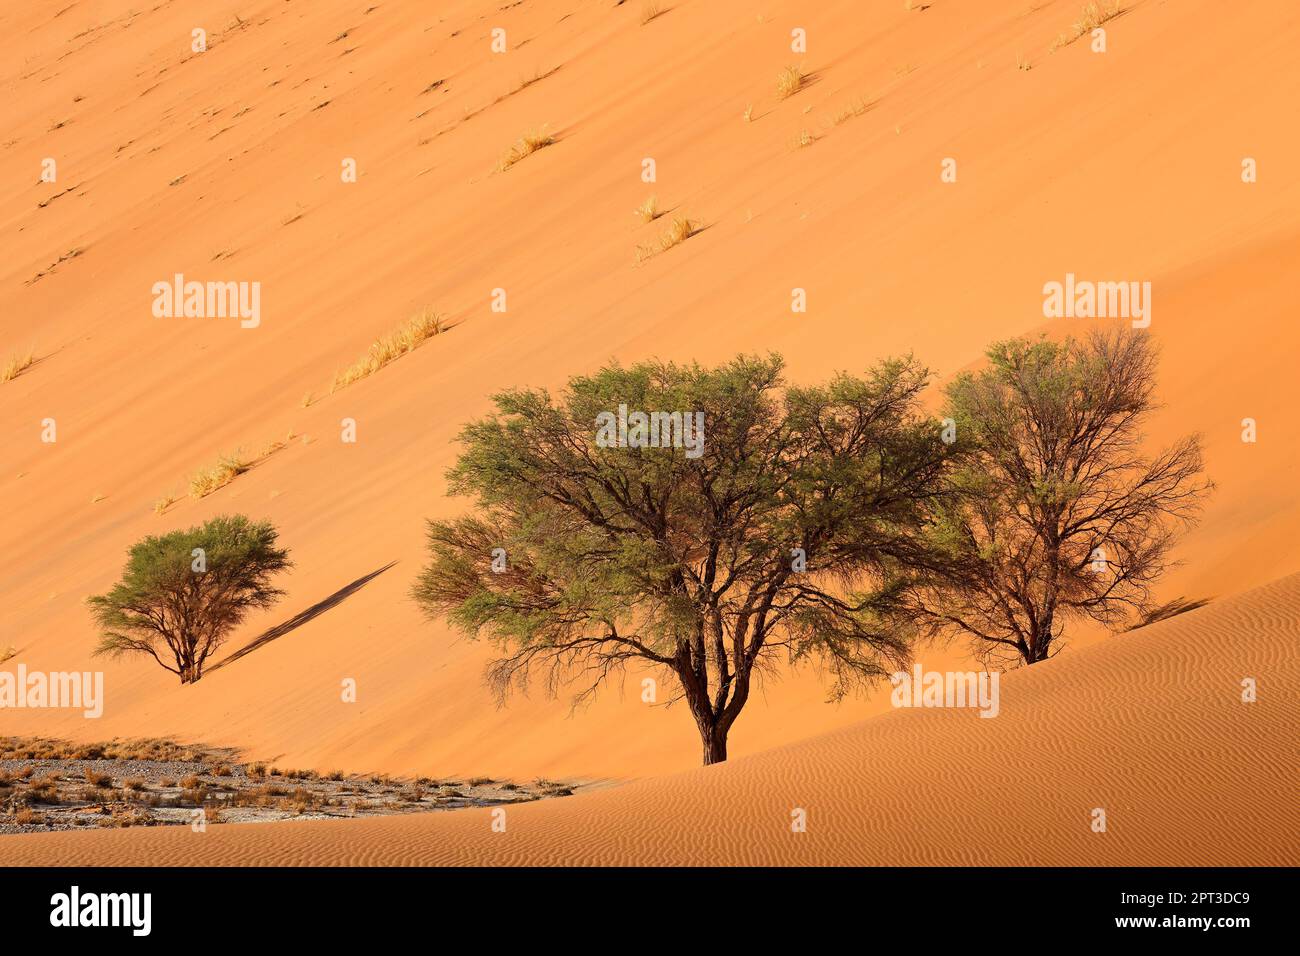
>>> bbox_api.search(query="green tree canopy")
[89,514,291,684]
[908,329,1211,665]
[412,353,951,764]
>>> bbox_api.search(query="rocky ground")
[0,737,577,833]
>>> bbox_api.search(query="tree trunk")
[1025,616,1053,664]
[701,725,728,765]
[676,654,730,765]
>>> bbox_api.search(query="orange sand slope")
[3,571,1295,867]
[3,0,1300,780]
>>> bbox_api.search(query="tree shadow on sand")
[211,561,397,672]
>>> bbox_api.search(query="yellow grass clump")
[634,195,660,223]
[2,348,35,383]
[498,129,555,171]
[177,430,297,502]
[776,65,804,100]
[1050,2,1121,51]
[640,1,664,26]
[637,215,698,262]
[189,452,252,499]
[330,309,444,393]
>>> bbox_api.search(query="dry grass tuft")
[776,65,804,100]
[83,768,113,788]
[637,215,699,262]
[2,348,35,383]
[182,430,296,501]
[640,1,664,25]
[833,96,872,125]
[498,128,555,171]
[330,308,444,393]
[633,195,661,223]
[189,452,252,498]
[1050,1,1121,51]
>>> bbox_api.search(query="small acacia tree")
[907,330,1211,666]
[88,515,291,684]
[412,354,952,765]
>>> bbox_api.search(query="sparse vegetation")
[833,96,872,125]
[1,738,200,762]
[189,452,251,498]
[776,64,804,100]
[633,195,660,223]
[84,769,113,788]
[498,128,555,171]
[0,736,578,832]
[185,430,297,499]
[636,215,698,261]
[1050,1,1121,51]
[2,348,34,383]
[27,778,59,802]
[88,515,292,684]
[330,308,444,393]
[640,1,664,25]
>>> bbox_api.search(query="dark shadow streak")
[210,561,397,672]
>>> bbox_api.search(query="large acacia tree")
[907,330,1211,666]
[89,515,291,684]
[412,354,952,765]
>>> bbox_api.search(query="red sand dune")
[2,0,1298,788]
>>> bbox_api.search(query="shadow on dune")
[211,561,398,671]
